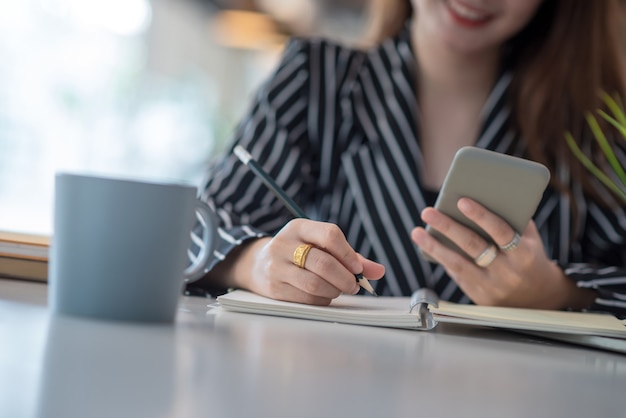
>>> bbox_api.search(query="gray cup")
[49,173,217,322]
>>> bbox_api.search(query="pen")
[234,145,378,296]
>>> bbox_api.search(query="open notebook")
[216,289,626,353]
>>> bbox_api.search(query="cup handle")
[184,199,218,282]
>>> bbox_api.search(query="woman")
[191,0,626,318]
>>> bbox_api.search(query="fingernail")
[458,198,472,212]
[414,228,428,243]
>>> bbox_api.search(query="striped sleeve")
[189,38,314,282]
[563,199,626,318]
[568,136,626,318]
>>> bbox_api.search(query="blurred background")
[0,0,378,235]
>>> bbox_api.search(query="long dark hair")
[508,0,626,211]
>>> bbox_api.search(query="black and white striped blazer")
[197,25,626,318]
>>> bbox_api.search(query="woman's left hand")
[411,197,596,310]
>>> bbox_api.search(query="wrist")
[553,262,597,310]
[229,237,270,290]
[198,237,268,290]
[563,283,597,311]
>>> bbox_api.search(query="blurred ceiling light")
[210,10,286,50]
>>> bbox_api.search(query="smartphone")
[422,146,550,262]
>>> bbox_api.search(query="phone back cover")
[429,147,550,259]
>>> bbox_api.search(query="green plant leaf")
[585,112,626,187]
[597,109,626,139]
[565,132,626,203]
[601,91,626,128]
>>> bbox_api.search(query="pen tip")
[357,275,377,297]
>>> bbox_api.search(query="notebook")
[0,230,49,260]
[216,289,626,353]
[0,231,50,282]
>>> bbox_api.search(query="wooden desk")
[1,279,625,418]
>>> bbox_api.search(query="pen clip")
[409,288,438,330]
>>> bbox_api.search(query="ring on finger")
[474,243,498,268]
[499,232,521,252]
[293,243,314,269]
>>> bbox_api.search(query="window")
[0,0,283,235]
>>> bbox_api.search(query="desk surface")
[1,278,625,418]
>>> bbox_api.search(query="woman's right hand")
[227,219,385,305]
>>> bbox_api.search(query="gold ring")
[293,243,313,269]
[500,232,521,252]
[474,243,498,268]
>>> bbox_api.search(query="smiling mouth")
[445,0,492,27]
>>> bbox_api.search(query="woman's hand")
[411,197,596,310]
[225,219,385,305]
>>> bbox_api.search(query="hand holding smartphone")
[423,147,550,262]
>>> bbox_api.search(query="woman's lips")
[445,0,492,28]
